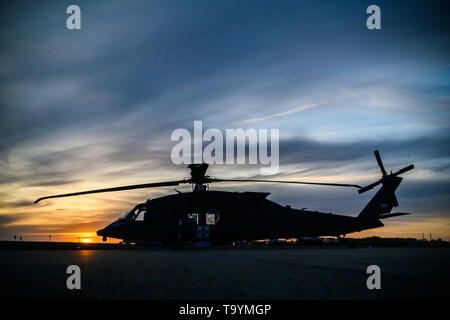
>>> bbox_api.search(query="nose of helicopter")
[97,220,125,239]
[96,228,106,237]
[97,223,115,236]
[96,227,108,241]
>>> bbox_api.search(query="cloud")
[27,180,81,187]
[0,214,22,227]
[278,133,450,167]
[232,103,319,125]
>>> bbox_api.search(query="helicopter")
[34,150,414,249]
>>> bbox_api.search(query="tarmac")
[0,247,449,299]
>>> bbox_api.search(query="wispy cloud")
[232,103,319,125]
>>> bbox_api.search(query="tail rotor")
[358,150,414,194]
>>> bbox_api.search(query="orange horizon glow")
[2,219,449,243]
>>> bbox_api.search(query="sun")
[82,238,90,243]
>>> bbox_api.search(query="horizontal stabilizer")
[378,212,411,219]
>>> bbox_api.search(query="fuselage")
[97,190,383,243]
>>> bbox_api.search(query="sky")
[0,0,449,242]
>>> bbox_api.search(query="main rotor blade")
[393,164,414,176]
[357,180,382,194]
[374,150,387,176]
[34,180,185,203]
[215,179,362,189]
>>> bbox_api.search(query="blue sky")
[0,0,448,241]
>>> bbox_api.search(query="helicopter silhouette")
[35,150,414,249]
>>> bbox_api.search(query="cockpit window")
[134,208,146,221]
[121,203,149,221]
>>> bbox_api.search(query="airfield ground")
[0,246,449,299]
